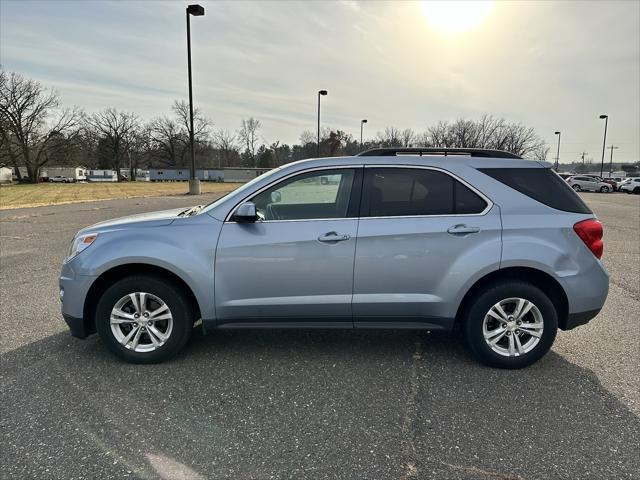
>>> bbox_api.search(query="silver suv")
[566,175,612,193]
[60,148,609,368]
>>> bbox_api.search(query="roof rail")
[357,147,521,159]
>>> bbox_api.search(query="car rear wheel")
[599,186,610,193]
[95,275,195,363]
[572,184,581,191]
[463,281,558,369]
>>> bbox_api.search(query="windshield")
[200,167,284,214]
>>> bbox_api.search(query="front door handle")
[318,231,351,243]
[447,224,480,235]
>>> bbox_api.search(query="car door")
[352,166,502,329]
[584,177,598,191]
[214,167,362,325]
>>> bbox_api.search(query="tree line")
[1,70,551,183]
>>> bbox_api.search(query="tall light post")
[317,90,327,157]
[360,119,368,149]
[599,114,608,178]
[186,4,205,195]
[554,131,561,172]
[608,145,619,176]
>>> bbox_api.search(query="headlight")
[68,233,98,259]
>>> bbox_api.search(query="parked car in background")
[566,176,612,192]
[60,148,609,369]
[619,177,640,194]
[49,175,73,183]
[601,178,619,191]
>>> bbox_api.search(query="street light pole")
[599,114,608,178]
[608,145,618,176]
[186,4,205,195]
[360,119,368,149]
[554,131,561,172]
[317,90,327,157]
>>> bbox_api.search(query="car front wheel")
[599,186,610,193]
[95,275,195,363]
[572,184,581,191]
[463,281,558,369]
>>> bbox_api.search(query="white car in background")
[566,176,612,193]
[49,175,73,183]
[619,177,640,194]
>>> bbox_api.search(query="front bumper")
[63,313,92,338]
[60,260,96,338]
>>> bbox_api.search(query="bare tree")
[87,108,139,179]
[376,127,403,147]
[0,115,23,179]
[420,116,547,159]
[212,129,238,167]
[172,99,210,146]
[148,116,187,167]
[238,117,262,166]
[400,128,416,147]
[299,130,316,146]
[0,70,83,182]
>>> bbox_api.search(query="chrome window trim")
[224,163,494,223]
[360,164,493,218]
[224,165,361,223]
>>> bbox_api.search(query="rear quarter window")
[479,168,592,214]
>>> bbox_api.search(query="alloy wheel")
[110,292,173,353]
[482,297,544,357]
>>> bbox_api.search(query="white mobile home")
[43,166,88,182]
[0,166,12,184]
[222,168,269,182]
[88,170,118,182]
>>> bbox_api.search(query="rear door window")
[361,168,487,217]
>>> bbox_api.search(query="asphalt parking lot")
[1,191,638,480]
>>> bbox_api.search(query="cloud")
[1,0,638,161]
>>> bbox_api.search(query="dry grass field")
[0,182,243,210]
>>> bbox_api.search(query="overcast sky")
[1,0,639,163]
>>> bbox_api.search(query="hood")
[78,207,188,235]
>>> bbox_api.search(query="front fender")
[70,219,222,320]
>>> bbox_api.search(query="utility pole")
[554,131,561,172]
[599,114,608,177]
[608,145,619,176]
[580,151,588,164]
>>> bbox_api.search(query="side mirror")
[270,191,282,203]
[231,202,258,223]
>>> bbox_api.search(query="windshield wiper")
[178,205,204,217]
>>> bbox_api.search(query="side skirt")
[202,316,454,332]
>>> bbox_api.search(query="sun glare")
[420,1,494,35]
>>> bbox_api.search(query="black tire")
[462,281,558,369]
[599,186,609,193]
[95,275,195,364]
[634,187,640,195]
[572,184,581,192]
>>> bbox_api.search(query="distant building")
[222,168,269,182]
[42,166,88,182]
[0,166,12,184]
[149,168,231,182]
[88,169,118,182]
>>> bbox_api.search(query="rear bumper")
[563,308,602,330]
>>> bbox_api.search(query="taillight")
[573,219,603,259]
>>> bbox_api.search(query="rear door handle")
[318,231,351,243]
[447,224,480,235]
